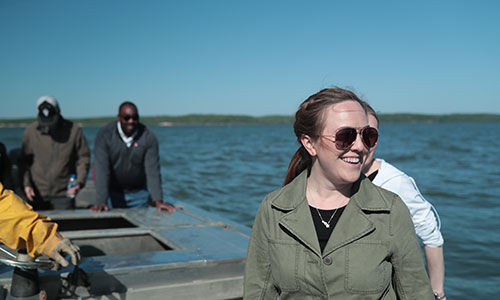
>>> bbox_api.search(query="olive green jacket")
[21,119,90,198]
[244,171,433,299]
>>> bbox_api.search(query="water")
[1,122,499,298]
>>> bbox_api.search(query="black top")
[367,170,379,182]
[309,205,347,253]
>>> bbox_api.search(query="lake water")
[1,122,499,298]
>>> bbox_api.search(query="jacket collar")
[271,170,391,211]
[271,170,391,256]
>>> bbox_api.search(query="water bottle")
[66,174,77,198]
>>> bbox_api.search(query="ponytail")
[283,146,311,186]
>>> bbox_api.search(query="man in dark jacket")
[90,101,175,212]
[0,142,12,189]
[21,96,90,210]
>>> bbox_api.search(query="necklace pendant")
[322,220,330,228]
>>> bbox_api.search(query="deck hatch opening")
[71,233,173,257]
[54,217,137,231]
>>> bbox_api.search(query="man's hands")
[66,183,81,198]
[155,200,176,213]
[49,238,80,270]
[90,203,109,212]
[25,183,81,201]
[90,201,175,213]
[24,186,35,202]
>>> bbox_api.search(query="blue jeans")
[108,189,150,208]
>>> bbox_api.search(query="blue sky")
[1,0,499,119]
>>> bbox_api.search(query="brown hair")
[283,87,366,185]
[362,100,379,126]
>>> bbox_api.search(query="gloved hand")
[49,238,80,270]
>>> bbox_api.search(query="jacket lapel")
[271,172,391,257]
[272,171,322,256]
[323,177,391,255]
[322,199,375,255]
[279,198,322,256]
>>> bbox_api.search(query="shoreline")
[1,113,500,128]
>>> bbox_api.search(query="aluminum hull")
[0,189,250,299]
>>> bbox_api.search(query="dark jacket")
[94,122,162,204]
[21,119,90,198]
[0,142,12,189]
[244,170,434,299]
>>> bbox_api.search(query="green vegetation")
[379,113,500,123]
[1,113,499,128]
[142,114,294,125]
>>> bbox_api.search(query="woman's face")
[305,100,370,187]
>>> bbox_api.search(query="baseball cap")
[37,96,60,127]
[36,96,60,112]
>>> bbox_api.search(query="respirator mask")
[38,101,60,132]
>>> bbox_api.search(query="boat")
[0,181,250,299]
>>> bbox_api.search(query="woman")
[243,88,434,299]
[362,102,445,299]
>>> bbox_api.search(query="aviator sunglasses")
[321,126,378,150]
[121,114,139,121]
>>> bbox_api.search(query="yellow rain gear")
[0,182,62,257]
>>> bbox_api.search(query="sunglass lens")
[335,128,357,149]
[123,115,139,121]
[362,127,378,148]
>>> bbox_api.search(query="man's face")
[118,105,139,137]
[38,102,60,128]
[362,113,379,174]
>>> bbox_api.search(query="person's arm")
[243,198,276,299]
[425,245,445,299]
[390,194,434,299]
[0,185,59,256]
[74,126,91,188]
[143,131,175,212]
[390,175,445,296]
[0,184,79,268]
[20,128,35,201]
[91,128,110,212]
[383,175,444,248]
[381,173,445,294]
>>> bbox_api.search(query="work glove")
[49,238,81,270]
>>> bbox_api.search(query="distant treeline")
[1,113,500,127]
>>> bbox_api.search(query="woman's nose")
[350,132,366,152]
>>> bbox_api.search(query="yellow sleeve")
[0,183,62,257]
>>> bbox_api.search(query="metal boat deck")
[0,200,250,299]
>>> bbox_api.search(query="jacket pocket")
[345,241,391,294]
[268,239,300,292]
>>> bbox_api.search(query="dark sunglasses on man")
[121,114,139,121]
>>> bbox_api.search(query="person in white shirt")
[362,102,446,300]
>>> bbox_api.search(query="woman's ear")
[301,134,317,157]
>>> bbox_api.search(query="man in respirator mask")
[20,96,90,210]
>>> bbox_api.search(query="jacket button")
[323,256,332,265]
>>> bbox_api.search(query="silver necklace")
[316,207,339,229]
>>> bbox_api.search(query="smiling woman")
[243,87,434,299]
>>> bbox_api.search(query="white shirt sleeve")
[374,159,444,247]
